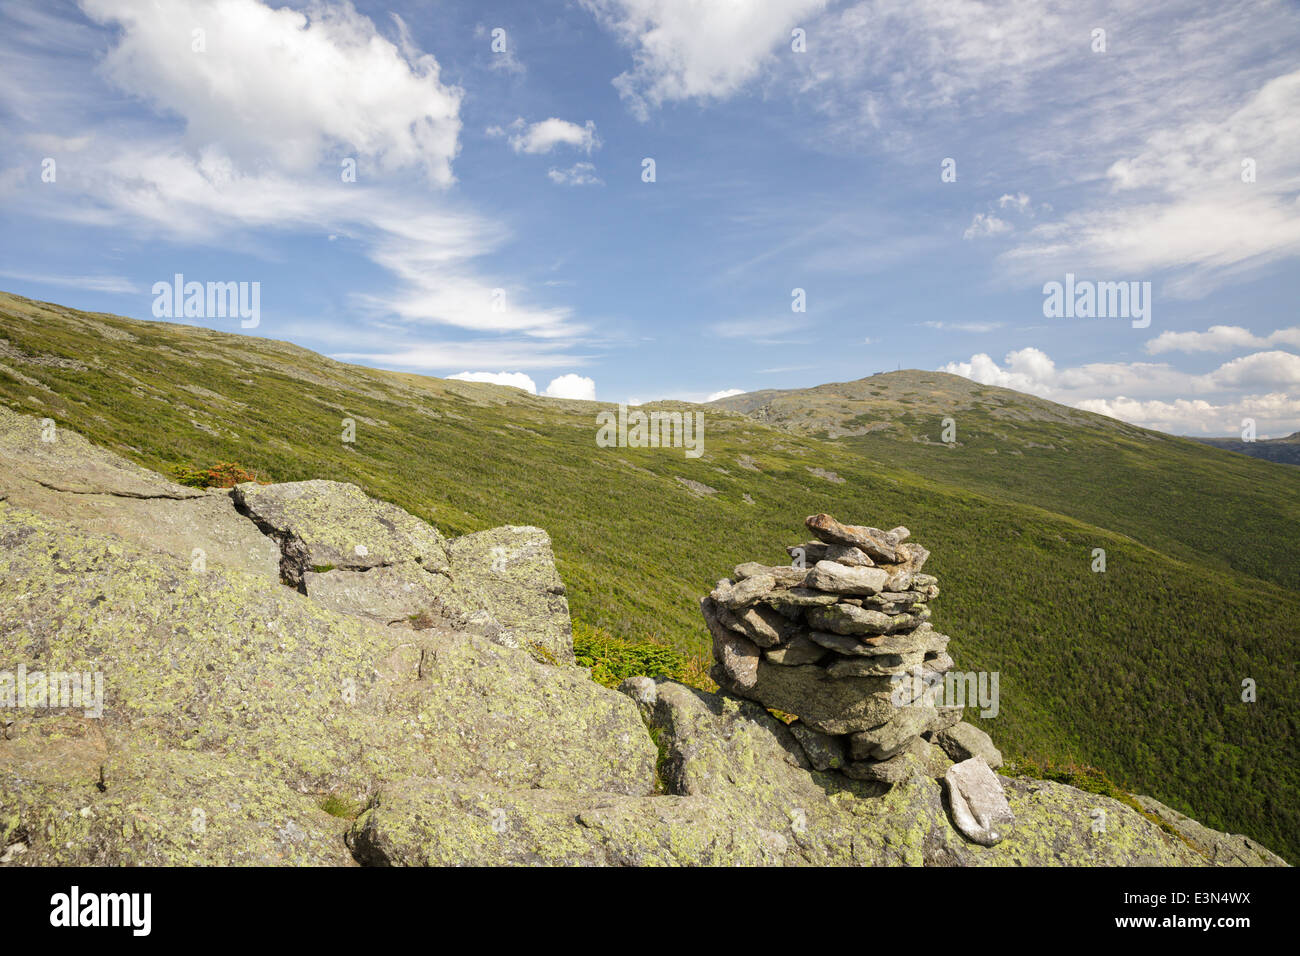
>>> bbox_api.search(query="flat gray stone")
[944,756,1015,846]
[805,560,889,596]
[763,634,827,666]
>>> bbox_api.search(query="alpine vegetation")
[595,403,704,458]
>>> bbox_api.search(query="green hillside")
[711,370,1300,591]
[1,291,1296,862]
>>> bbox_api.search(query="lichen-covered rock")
[232,479,449,586]
[0,404,203,500]
[1,742,355,866]
[0,473,653,864]
[981,777,1207,866]
[1133,796,1289,867]
[715,658,928,736]
[444,525,575,664]
[347,777,790,867]
[302,563,450,625]
[788,721,847,771]
[0,406,280,584]
[0,412,1279,867]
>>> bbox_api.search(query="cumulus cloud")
[581,0,827,117]
[81,0,463,183]
[448,371,538,392]
[4,0,586,347]
[1146,325,1300,354]
[940,346,1300,434]
[490,117,600,154]
[547,162,604,186]
[543,373,597,400]
[442,371,596,399]
[706,388,745,401]
[1076,394,1300,436]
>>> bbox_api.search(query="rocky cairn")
[703,514,1002,797]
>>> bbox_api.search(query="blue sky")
[2,0,1299,435]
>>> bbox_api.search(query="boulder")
[232,479,449,583]
[934,722,1003,769]
[444,525,575,664]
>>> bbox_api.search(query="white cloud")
[1002,70,1300,297]
[3,1,587,347]
[1076,394,1300,436]
[24,132,92,152]
[581,0,828,117]
[448,371,538,392]
[940,346,1300,434]
[998,193,1031,212]
[706,388,744,401]
[81,0,463,184]
[491,117,600,154]
[1206,350,1300,389]
[962,212,1011,240]
[1146,325,1300,354]
[543,373,597,400]
[547,162,604,186]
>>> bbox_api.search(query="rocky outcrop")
[0,409,1283,866]
[1134,795,1290,867]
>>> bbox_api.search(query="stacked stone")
[702,513,964,784]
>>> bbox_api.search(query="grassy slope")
[1,293,1296,861]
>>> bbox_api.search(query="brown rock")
[804,513,899,562]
